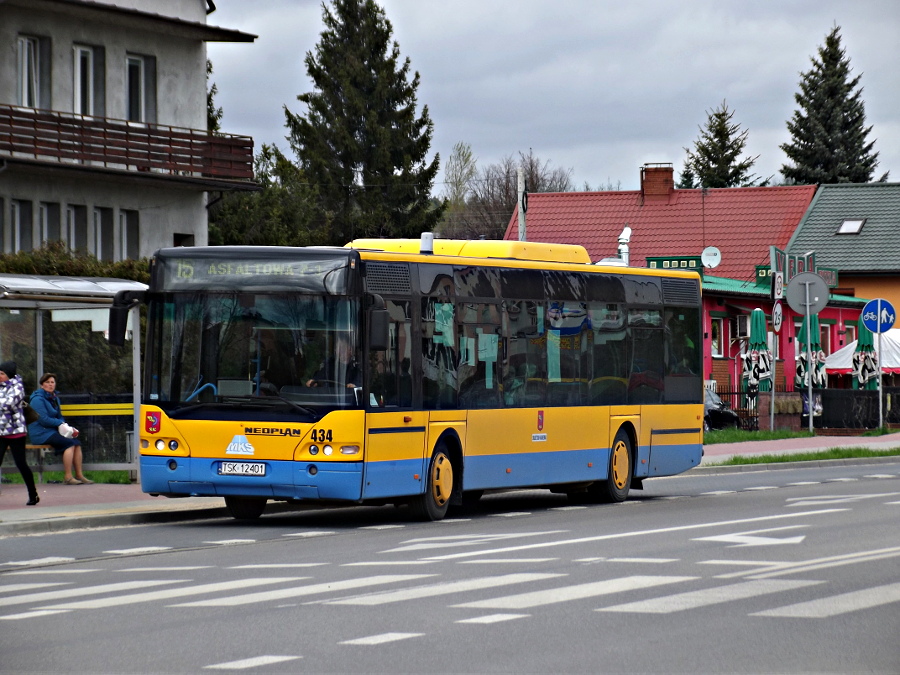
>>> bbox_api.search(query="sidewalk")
[2,433,900,537]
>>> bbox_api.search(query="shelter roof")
[0,274,147,307]
[504,185,817,282]
[785,182,900,273]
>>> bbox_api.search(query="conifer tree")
[780,26,883,184]
[285,0,444,244]
[681,100,762,188]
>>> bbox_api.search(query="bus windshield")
[146,292,360,415]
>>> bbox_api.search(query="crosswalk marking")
[453,575,696,610]
[205,655,300,670]
[119,567,213,572]
[104,547,172,555]
[40,578,303,611]
[342,561,436,566]
[456,613,529,624]
[2,557,75,566]
[598,579,821,614]
[327,573,563,606]
[172,574,436,608]
[282,531,335,538]
[5,569,98,575]
[752,582,900,618]
[1,609,70,621]
[230,564,327,569]
[460,559,558,564]
[0,580,180,608]
[204,539,256,545]
[0,583,68,594]
[340,633,422,645]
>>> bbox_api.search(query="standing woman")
[28,373,93,485]
[0,361,39,505]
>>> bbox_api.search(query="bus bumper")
[140,456,363,501]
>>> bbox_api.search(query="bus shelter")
[0,274,145,477]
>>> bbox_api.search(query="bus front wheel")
[590,428,633,503]
[225,496,267,520]
[410,444,453,521]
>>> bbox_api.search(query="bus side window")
[422,296,457,409]
[368,300,412,408]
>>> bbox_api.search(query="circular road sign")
[786,272,829,316]
[772,301,783,333]
[861,298,896,334]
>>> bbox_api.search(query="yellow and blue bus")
[109,238,703,520]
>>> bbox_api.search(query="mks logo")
[145,412,160,434]
[537,410,544,431]
[226,435,255,455]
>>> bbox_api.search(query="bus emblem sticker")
[537,410,544,431]
[226,435,255,456]
[145,412,160,434]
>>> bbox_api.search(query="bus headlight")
[309,445,319,455]
[323,445,333,456]
[168,440,179,451]
[155,439,165,451]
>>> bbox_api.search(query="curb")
[694,454,900,475]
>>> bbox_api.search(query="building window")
[837,218,865,234]
[819,325,830,354]
[11,200,33,252]
[66,205,88,252]
[93,207,114,260]
[39,202,61,242]
[710,318,724,357]
[17,36,39,108]
[126,54,156,123]
[119,209,139,259]
[73,46,93,115]
[844,325,856,346]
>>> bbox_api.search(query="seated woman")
[28,373,93,485]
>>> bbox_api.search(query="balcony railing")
[0,104,253,182]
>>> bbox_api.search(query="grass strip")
[713,447,900,466]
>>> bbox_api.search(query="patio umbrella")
[742,308,772,395]
[851,323,878,390]
[795,313,826,389]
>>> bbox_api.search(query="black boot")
[26,494,39,506]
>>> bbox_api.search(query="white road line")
[491,512,531,517]
[608,557,679,564]
[453,575,696,610]
[2,557,75,566]
[204,539,256,545]
[0,580,181,608]
[701,491,736,496]
[423,509,848,561]
[340,633,422,645]
[359,525,406,530]
[0,609,71,621]
[438,518,471,523]
[342,561,436,566]
[753,582,900,618]
[327,573,563,606]
[598,579,822,614]
[551,506,588,511]
[825,478,858,482]
[712,546,900,580]
[204,655,300,670]
[744,486,778,491]
[0,583,69,593]
[456,613,529,624]
[786,482,820,486]
[459,559,558,564]
[282,531,335,538]
[120,567,214,572]
[5,569,98,575]
[104,547,172,555]
[230,564,328,569]
[863,475,896,479]
[172,574,435,608]
[41,577,303,611]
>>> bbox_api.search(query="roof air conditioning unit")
[733,315,749,339]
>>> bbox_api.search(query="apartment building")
[0,0,256,259]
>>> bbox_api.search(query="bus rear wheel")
[225,496,267,520]
[589,428,633,503]
[410,444,453,521]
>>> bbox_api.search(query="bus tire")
[590,428,633,503]
[410,443,453,521]
[225,496,267,520]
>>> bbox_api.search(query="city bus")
[109,237,703,520]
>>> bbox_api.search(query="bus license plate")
[219,462,266,476]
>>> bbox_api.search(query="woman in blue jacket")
[28,373,93,485]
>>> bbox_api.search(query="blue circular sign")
[861,298,896,334]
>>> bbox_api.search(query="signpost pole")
[877,300,883,429]
[805,285,814,434]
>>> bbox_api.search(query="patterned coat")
[0,374,26,436]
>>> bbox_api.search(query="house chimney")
[640,163,674,200]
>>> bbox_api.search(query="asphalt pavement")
[2,432,900,537]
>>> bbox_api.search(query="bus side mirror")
[369,307,389,351]
[108,290,146,347]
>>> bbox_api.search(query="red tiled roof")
[503,186,818,282]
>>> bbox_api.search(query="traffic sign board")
[772,301,783,333]
[861,298,896,334]
[786,272,829,316]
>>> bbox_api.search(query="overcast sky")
[207,1,899,193]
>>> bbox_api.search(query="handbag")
[23,400,39,425]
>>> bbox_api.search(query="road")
[1,461,898,674]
